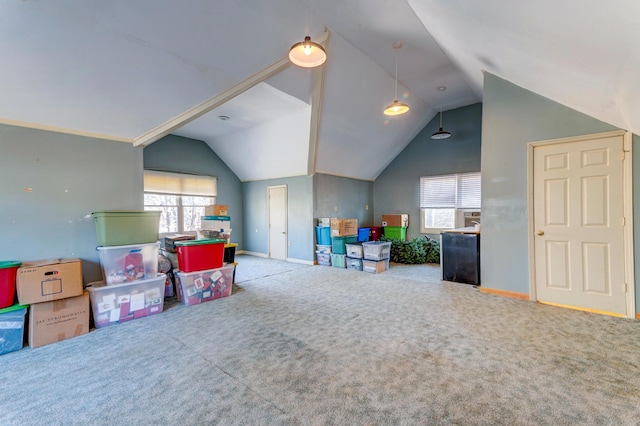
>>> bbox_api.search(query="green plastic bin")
[331,235,357,255]
[93,211,161,246]
[383,226,407,241]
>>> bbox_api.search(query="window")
[420,172,481,232]
[143,171,217,234]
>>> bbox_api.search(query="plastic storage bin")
[362,241,392,261]
[174,264,234,306]
[316,251,331,266]
[315,226,331,245]
[92,211,161,246]
[363,259,390,274]
[331,235,357,255]
[98,242,160,285]
[345,242,363,259]
[357,228,371,242]
[175,239,225,272]
[331,253,346,268]
[0,304,27,355]
[224,243,238,263]
[0,261,21,309]
[346,257,363,271]
[370,226,383,241]
[87,274,166,328]
[316,244,332,254]
[383,226,407,241]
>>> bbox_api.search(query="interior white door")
[533,134,626,316]
[268,185,287,260]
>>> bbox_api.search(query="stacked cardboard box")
[16,259,89,349]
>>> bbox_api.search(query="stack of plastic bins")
[316,244,332,266]
[345,242,363,271]
[92,211,167,327]
[362,241,392,273]
[173,238,234,306]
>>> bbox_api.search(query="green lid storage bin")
[93,211,161,246]
[383,226,407,241]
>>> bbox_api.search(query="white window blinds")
[420,172,481,209]
[144,171,217,197]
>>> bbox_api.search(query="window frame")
[419,172,481,234]
[143,171,217,235]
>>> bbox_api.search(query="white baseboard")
[239,251,314,265]
[286,258,314,265]
[241,251,268,258]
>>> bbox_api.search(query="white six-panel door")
[533,133,627,316]
[268,185,287,260]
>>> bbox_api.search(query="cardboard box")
[205,205,228,216]
[162,233,195,253]
[330,218,358,236]
[29,291,90,349]
[381,214,409,227]
[17,259,84,305]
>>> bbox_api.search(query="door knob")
[536,230,544,236]
[282,231,286,234]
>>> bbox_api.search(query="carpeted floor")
[1,254,640,425]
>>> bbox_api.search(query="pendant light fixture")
[383,42,409,116]
[288,3,326,68]
[431,86,451,139]
[289,36,327,68]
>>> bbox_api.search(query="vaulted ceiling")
[2,1,638,181]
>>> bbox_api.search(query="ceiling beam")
[307,32,329,176]
[134,31,330,148]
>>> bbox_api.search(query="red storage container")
[175,239,226,272]
[0,261,21,309]
[370,226,383,241]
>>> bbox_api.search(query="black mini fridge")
[441,232,480,285]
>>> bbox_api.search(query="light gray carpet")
[1,254,640,425]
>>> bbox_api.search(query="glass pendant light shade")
[289,36,327,68]
[384,100,410,116]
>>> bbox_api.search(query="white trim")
[241,251,268,258]
[527,130,635,318]
[307,33,329,176]
[134,31,329,148]
[286,257,315,265]
[0,118,134,143]
[527,143,537,302]
[622,131,635,318]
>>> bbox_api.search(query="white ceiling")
[1,1,638,181]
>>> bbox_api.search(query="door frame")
[526,130,635,319]
[267,184,288,260]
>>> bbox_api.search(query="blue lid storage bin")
[0,304,27,355]
[315,226,331,246]
[357,227,371,242]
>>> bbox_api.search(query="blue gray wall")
[481,73,621,295]
[143,135,243,249]
[0,124,143,283]
[242,176,314,261]
[374,103,483,240]
[313,174,373,227]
